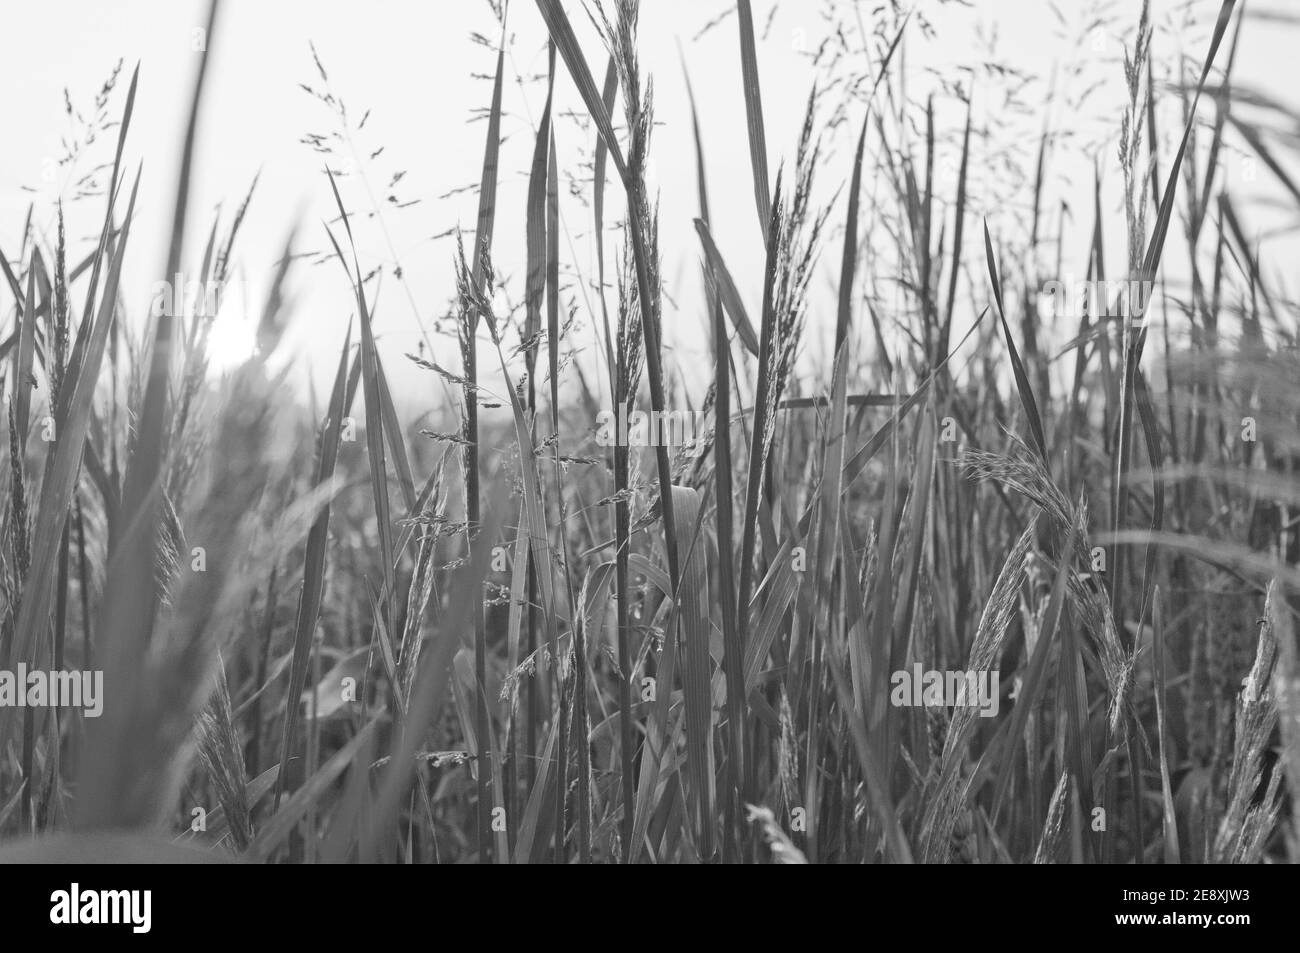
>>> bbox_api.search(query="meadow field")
[0,0,1297,865]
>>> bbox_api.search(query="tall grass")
[0,0,1296,865]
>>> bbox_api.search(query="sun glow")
[203,299,258,371]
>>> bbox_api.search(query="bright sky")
[3,1,1296,421]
